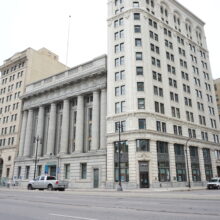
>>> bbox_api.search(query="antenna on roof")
[65,15,71,68]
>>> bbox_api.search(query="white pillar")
[185,146,193,183]
[198,148,206,182]
[150,140,159,186]
[168,143,176,182]
[107,143,114,183]
[91,91,100,151]
[23,109,34,157]
[46,103,56,156]
[210,149,218,177]
[75,95,84,153]
[18,111,28,157]
[100,89,107,149]
[60,99,70,154]
[36,106,45,156]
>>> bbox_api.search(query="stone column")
[198,148,206,182]
[60,99,70,154]
[18,111,28,157]
[36,106,45,156]
[91,91,100,151]
[150,140,159,187]
[185,146,193,183]
[100,89,107,149]
[75,95,84,153]
[23,109,34,157]
[168,143,177,183]
[106,143,115,188]
[210,149,218,177]
[128,140,136,187]
[46,103,56,156]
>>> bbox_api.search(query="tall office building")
[0,48,66,180]
[106,0,220,188]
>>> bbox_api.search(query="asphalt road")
[0,188,219,220]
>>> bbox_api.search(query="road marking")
[49,213,98,220]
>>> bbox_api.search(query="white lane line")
[49,213,98,220]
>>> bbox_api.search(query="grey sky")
[0,0,219,79]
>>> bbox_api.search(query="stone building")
[12,0,220,189]
[106,0,220,188]
[14,55,107,188]
[0,48,66,180]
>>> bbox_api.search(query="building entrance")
[217,166,220,177]
[49,166,57,177]
[93,168,99,188]
[139,161,149,188]
[0,159,3,178]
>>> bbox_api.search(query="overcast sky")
[0,0,220,79]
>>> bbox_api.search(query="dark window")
[136,139,150,152]
[138,119,146,129]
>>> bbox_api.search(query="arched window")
[146,0,155,14]
[160,2,169,23]
[185,19,192,39]
[196,27,203,46]
[173,11,181,32]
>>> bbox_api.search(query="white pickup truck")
[27,176,68,191]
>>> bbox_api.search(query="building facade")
[14,55,107,188]
[214,78,220,120]
[106,0,220,188]
[0,48,66,180]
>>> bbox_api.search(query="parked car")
[207,177,220,189]
[27,176,68,191]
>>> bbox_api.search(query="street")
[0,188,219,220]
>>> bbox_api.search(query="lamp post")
[33,136,41,179]
[117,122,123,191]
[185,137,191,189]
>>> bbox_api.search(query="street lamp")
[185,137,191,190]
[117,122,123,191]
[33,136,41,179]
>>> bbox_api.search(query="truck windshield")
[210,179,218,182]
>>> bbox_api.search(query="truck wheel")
[47,184,53,191]
[28,184,33,190]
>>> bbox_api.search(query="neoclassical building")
[14,55,107,188]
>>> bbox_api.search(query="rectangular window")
[137,82,144,91]
[134,13,140,20]
[25,166,30,179]
[136,139,150,152]
[134,25,141,33]
[64,164,70,179]
[114,141,129,182]
[135,38,142,47]
[136,66,143,75]
[17,166,21,179]
[138,119,146,129]
[81,163,87,179]
[138,98,145,109]
[136,52,143,60]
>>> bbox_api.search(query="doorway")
[0,159,3,178]
[217,166,220,177]
[139,161,149,188]
[93,168,99,188]
[49,165,57,177]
